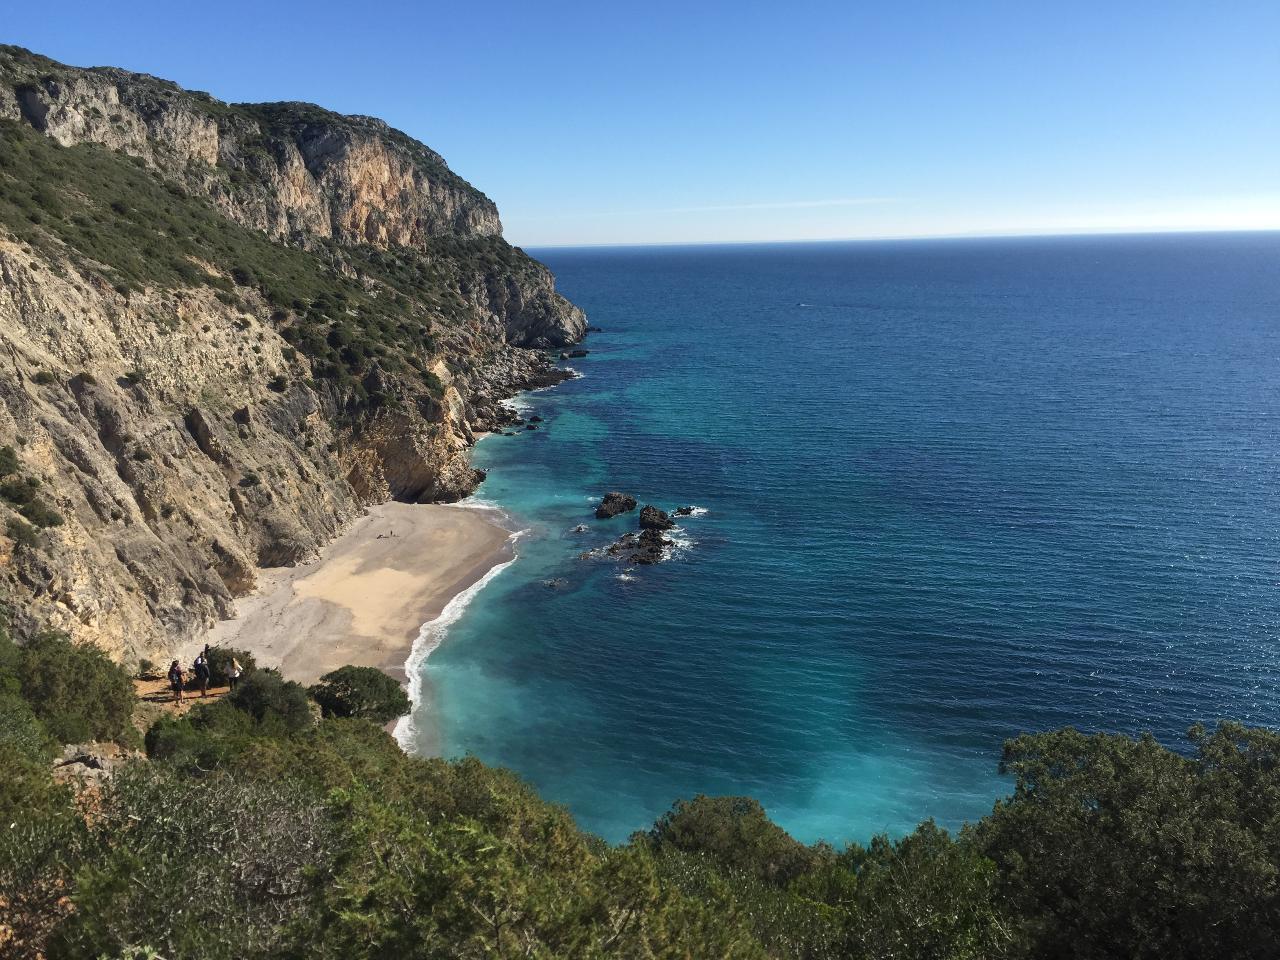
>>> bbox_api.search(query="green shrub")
[16,632,136,745]
[6,515,39,549]
[0,691,55,763]
[205,645,256,685]
[31,370,57,385]
[838,822,1009,959]
[978,724,1280,960]
[144,700,260,769]
[0,475,38,505]
[19,498,63,528]
[648,795,823,885]
[228,668,311,733]
[0,754,84,945]
[308,665,410,724]
[49,764,336,960]
[0,444,18,476]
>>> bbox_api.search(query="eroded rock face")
[595,492,638,520]
[0,45,588,663]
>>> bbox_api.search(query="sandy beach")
[189,502,513,686]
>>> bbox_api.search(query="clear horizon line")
[517,224,1280,251]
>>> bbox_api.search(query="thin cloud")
[531,197,906,220]
[652,197,902,215]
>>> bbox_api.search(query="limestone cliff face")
[0,46,585,661]
[0,48,504,250]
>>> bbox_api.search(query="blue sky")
[7,1,1279,246]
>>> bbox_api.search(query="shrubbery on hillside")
[3,615,1280,959]
[0,629,135,745]
[308,664,410,723]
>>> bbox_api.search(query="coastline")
[188,501,514,688]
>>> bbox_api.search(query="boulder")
[639,505,674,530]
[52,741,142,786]
[674,505,695,516]
[606,527,670,565]
[595,492,637,519]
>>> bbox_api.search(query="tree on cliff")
[308,665,411,724]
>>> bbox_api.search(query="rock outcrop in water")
[0,46,586,660]
[606,528,672,565]
[595,492,637,519]
[639,505,674,531]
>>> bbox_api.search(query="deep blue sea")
[405,232,1280,845]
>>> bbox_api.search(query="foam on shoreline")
[393,535,521,752]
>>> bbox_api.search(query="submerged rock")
[595,492,637,519]
[674,505,695,516]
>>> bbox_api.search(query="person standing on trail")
[227,656,243,692]
[193,651,211,698]
[168,660,185,703]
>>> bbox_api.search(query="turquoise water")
[406,233,1280,844]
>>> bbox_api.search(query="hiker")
[227,656,243,692]
[193,651,211,697]
[168,660,185,703]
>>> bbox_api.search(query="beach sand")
[189,502,512,686]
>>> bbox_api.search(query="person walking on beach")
[227,656,243,692]
[193,651,211,698]
[168,659,185,703]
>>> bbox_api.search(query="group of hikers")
[167,646,243,703]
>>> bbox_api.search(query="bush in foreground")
[4,630,135,745]
[6,606,1280,958]
[205,644,256,685]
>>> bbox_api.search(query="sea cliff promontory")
[0,45,584,661]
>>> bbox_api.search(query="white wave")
[451,496,504,514]
[665,530,696,558]
[682,506,709,517]
[393,539,521,753]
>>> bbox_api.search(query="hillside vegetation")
[3,614,1278,958]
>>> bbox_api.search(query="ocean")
[402,232,1280,845]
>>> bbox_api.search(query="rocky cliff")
[0,45,585,661]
